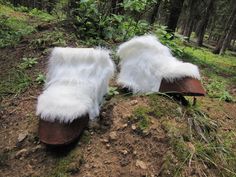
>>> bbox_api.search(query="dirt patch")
[79,97,170,177]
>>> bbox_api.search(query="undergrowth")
[0,10,35,48]
[156,96,236,177]
[30,30,67,49]
[0,4,55,48]
[0,69,31,98]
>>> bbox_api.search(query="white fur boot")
[117,35,204,95]
[36,47,115,145]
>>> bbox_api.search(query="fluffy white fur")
[117,35,201,93]
[36,47,115,123]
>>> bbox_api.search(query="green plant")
[29,8,55,21]
[0,5,36,48]
[0,15,35,48]
[155,25,185,58]
[35,73,46,84]
[106,86,119,100]
[186,106,218,142]
[108,87,119,96]
[69,0,152,44]
[122,0,153,11]
[206,80,233,102]
[13,6,29,13]
[18,57,38,69]
[0,69,31,97]
[30,31,67,49]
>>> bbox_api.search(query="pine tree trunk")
[184,19,194,41]
[213,2,236,54]
[180,21,186,35]
[219,18,236,55]
[183,0,196,40]
[149,0,161,25]
[166,0,184,32]
[196,0,214,46]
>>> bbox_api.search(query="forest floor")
[0,5,236,177]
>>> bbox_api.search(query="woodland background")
[4,0,236,55]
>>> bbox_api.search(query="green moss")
[49,150,84,177]
[148,94,181,118]
[133,106,151,131]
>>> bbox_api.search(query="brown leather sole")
[38,115,89,146]
[159,77,206,96]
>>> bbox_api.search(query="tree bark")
[219,18,236,55]
[166,0,185,32]
[213,2,236,54]
[196,0,214,46]
[183,0,198,41]
[149,0,161,25]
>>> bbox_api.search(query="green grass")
[129,94,236,176]
[183,46,236,77]
[0,69,32,98]
[0,4,56,48]
[28,8,55,22]
[160,104,236,177]
[0,4,35,48]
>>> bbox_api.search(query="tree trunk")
[179,20,186,35]
[149,0,161,25]
[219,18,236,55]
[166,0,185,32]
[196,0,214,46]
[213,2,236,54]
[183,0,198,41]
[184,19,194,41]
